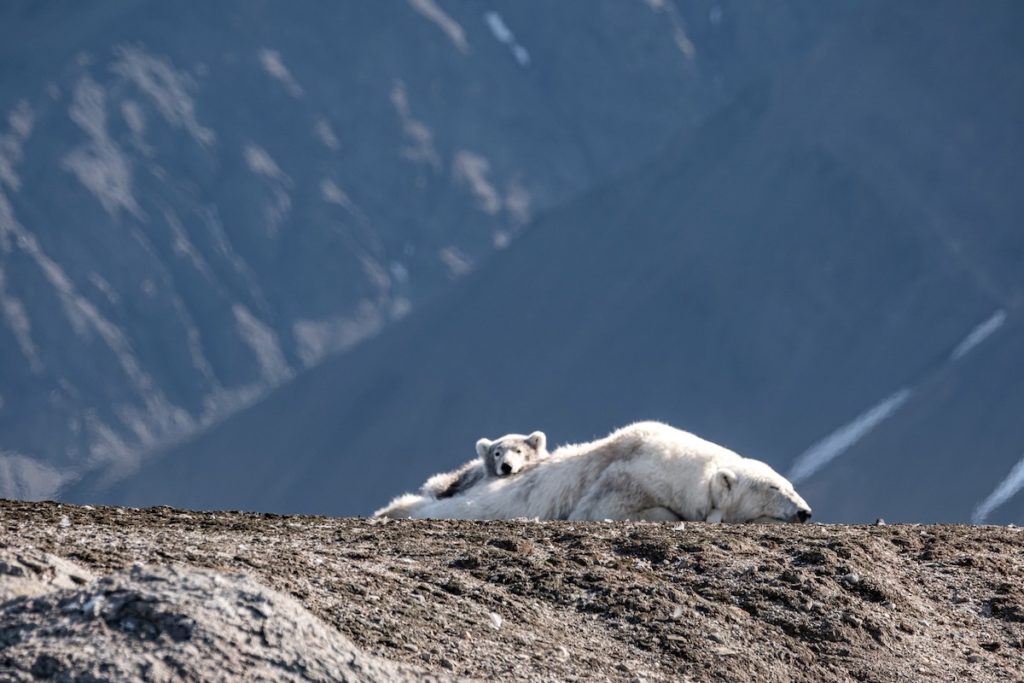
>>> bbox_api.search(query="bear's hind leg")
[569,469,655,521]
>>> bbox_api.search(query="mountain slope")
[3,0,792,496]
[76,1,1024,522]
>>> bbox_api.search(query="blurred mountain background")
[2,1,1022,522]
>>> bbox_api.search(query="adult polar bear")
[408,421,812,523]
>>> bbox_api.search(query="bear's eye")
[494,451,502,458]
[514,448,521,454]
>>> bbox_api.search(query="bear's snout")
[500,463,513,475]
[796,509,812,523]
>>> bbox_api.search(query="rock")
[0,564,453,682]
[0,549,94,601]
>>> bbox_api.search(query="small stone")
[489,612,503,630]
[58,516,71,529]
[707,632,726,644]
[874,518,887,526]
[440,658,455,670]
[842,613,862,628]
[841,572,861,585]
[967,654,982,664]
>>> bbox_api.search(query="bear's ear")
[475,438,493,459]
[710,469,737,507]
[526,431,546,452]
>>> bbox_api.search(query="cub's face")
[475,431,548,478]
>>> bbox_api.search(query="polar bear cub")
[373,431,548,518]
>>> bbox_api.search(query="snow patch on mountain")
[641,0,696,61]
[408,0,469,54]
[313,118,340,151]
[198,206,267,307]
[0,188,161,406]
[111,45,214,146]
[390,81,441,169]
[258,48,304,98]
[0,451,68,499]
[789,388,913,484]
[293,302,386,367]
[950,309,1007,361]
[320,178,355,211]
[972,454,1024,524]
[243,143,293,238]
[164,209,215,283]
[62,75,143,219]
[484,12,530,67]
[119,99,153,156]
[438,246,472,278]
[0,100,33,191]
[0,268,43,372]
[452,150,501,214]
[232,304,292,385]
[504,177,532,227]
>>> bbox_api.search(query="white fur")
[374,431,549,518]
[477,431,546,477]
[409,421,811,523]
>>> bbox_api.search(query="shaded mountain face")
[1,0,816,496]
[81,2,1024,522]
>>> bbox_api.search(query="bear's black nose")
[501,463,512,475]
[797,509,812,523]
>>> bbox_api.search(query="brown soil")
[2,500,1023,682]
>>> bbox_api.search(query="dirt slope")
[1,500,1022,682]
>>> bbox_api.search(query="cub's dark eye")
[494,451,502,458]
[514,449,521,454]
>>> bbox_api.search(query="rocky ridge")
[2,500,1023,682]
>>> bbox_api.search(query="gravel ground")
[1,500,1022,682]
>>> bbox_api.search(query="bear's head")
[476,431,548,478]
[708,459,811,524]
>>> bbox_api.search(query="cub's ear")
[475,438,493,459]
[710,469,737,507]
[526,431,547,452]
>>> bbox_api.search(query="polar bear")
[373,431,548,518]
[409,421,811,523]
